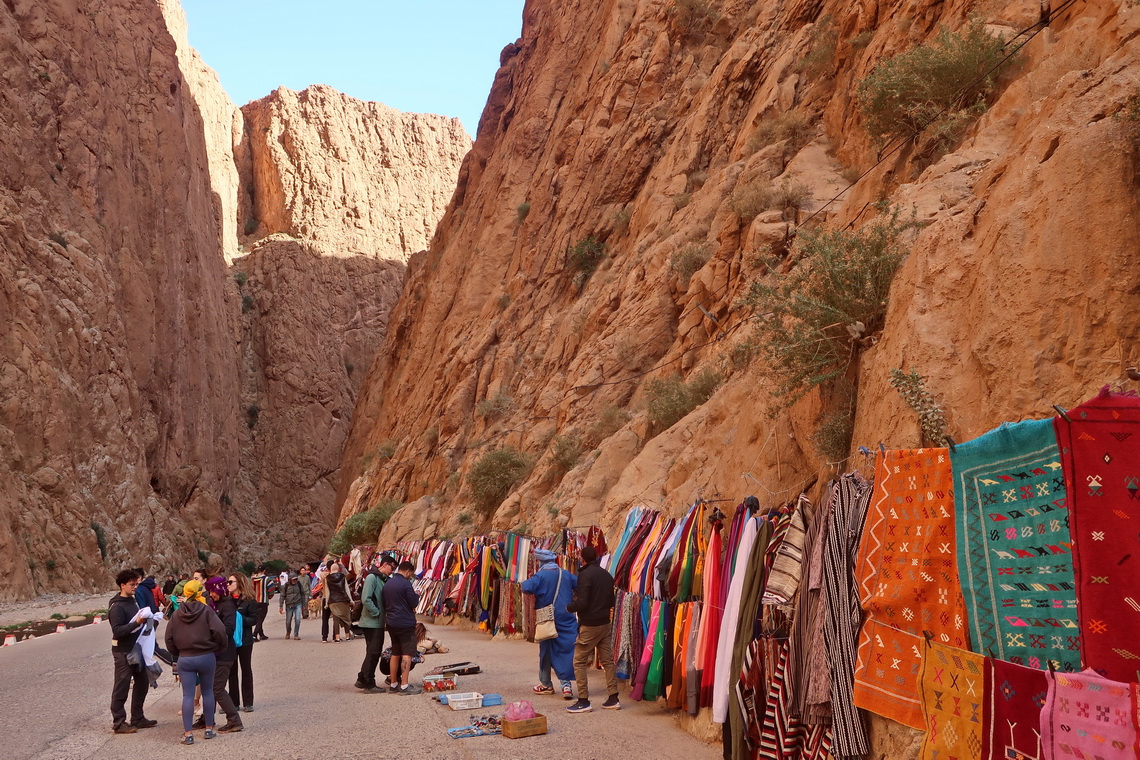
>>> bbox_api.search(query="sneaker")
[399,684,424,695]
[294,635,301,640]
[532,684,554,695]
[562,683,574,699]
[113,723,138,735]
[387,681,399,693]
[191,716,206,730]
[602,694,621,710]
[180,735,194,745]
[365,686,388,694]
[241,706,254,713]
[218,722,243,733]
[353,678,373,690]
[130,718,158,729]
[204,729,217,740]
[566,699,593,713]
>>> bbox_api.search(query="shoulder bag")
[533,567,562,642]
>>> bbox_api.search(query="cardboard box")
[502,714,548,739]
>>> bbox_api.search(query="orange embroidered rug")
[919,641,985,760]
[853,619,925,729]
[853,448,969,728]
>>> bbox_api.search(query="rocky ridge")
[339,0,1140,567]
[0,0,470,600]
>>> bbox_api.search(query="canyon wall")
[0,0,240,599]
[0,0,470,600]
[339,0,1140,570]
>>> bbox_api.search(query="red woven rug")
[983,658,1048,760]
[1055,388,1140,681]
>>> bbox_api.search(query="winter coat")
[214,595,238,662]
[278,579,306,609]
[566,560,615,627]
[358,570,387,629]
[380,573,419,629]
[323,572,351,605]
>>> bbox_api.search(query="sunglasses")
[227,579,237,585]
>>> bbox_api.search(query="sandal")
[532,684,554,695]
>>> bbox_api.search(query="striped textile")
[823,473,873,758]
[788,487,831,720]
[763,495,811,605]
[757,640,833,760]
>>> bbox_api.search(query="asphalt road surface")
[1,614,722,760]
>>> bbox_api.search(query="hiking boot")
[113,723,138,734]
[191,716,206,730]
[130,718,158,729]
[399,684,424,695]
[602,694,621,710]
[566,699,593,713]
[218,722,243,733]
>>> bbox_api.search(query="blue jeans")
[177,653,216,732]
[285,604,302,637]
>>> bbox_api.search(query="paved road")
[1,614,721,760]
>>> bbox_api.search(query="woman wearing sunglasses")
[227,574,259,713]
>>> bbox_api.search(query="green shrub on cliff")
[328,499,402,554]
[468,447,534,513]
[857,19,1010,147]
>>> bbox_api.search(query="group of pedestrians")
[353,555,424,694]
[108,566,271,744]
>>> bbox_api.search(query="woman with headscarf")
[521,549,579,699]
[165,579,227,745]
[205,577,243,733]
[322,563,353,642]
[227,573,258,713]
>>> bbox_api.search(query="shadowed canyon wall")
[0,0,469,600]
[339,0,1139,583]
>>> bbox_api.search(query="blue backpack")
[233,609,244,648]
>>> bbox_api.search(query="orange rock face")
[0,0,470,599]
[340,0,1140,577]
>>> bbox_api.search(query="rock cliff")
[339,0,1140,571]
[0,0,470,599]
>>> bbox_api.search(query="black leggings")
[227,644,254,708]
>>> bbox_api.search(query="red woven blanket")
[1055,388,1140,681]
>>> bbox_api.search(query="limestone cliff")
[339,0,1139,580]
[0,0,470,600]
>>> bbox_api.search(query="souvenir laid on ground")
[423,674,457,692]
[438,692,502,706]
[427,661,481,676]
[446,714,502,739]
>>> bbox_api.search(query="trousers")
[573,622,618,702]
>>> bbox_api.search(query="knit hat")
[205,576,228,598]
[183,579,206,604]
[534,548,558,563]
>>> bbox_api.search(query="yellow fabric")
[182,579,207,604]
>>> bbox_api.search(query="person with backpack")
[206,577,244,733]
[355,555,396,691]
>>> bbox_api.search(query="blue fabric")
[521,563,578,683]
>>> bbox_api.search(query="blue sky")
[180,1,525,137]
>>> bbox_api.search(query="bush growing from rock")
[646,368,723,433]
[328,499,402,554]
[468,447,534,513]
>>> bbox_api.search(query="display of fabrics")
[1041,669,1138,760]
[1055,389,1140,681]
[919,641,985,760]
[951,419,1080,672]
[983,658,1048,760]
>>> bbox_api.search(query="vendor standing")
[521,549,578,699]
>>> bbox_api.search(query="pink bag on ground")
[503,700,538,721]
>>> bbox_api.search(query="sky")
[180,1,525,137]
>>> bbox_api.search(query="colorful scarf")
[1055,388,1140,681]
[951,418,1079,672]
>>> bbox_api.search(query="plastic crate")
[447,692,484,710]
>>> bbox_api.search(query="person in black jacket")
[108,568,156,733]
[381,561,421,694]
[565,545,620,713]
[227,573,259,713]
[206,577,244,733]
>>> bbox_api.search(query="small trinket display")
[446,714,503,739]
[423,674,457,692]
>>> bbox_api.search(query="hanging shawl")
[712,514,760,723]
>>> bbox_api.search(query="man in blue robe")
[521,548,578,698]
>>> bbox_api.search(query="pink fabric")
[1041,669,1138,760]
